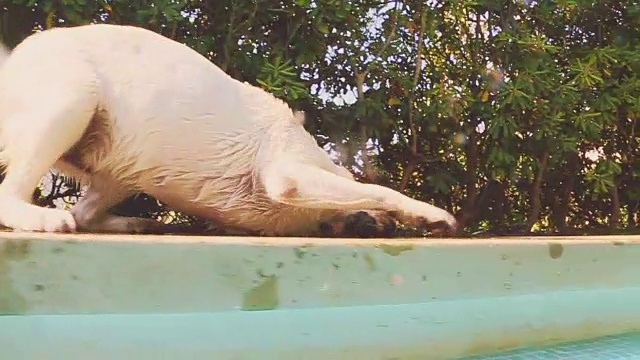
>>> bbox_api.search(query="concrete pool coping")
[1,233,639,359]
[0,231,637,244]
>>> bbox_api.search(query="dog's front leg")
[261,162,459,234]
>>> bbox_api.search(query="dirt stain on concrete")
[363,252,377,271]
[241,274,279,311]
[548,243,564,259]
[377,244,414,256]
[0,240,31,315]
[293,247,307,259]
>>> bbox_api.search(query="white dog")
[0,24,458,237]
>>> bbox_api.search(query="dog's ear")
[292,110,306,125]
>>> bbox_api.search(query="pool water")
[465,332,640,359]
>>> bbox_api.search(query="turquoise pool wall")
[1,233,639,359]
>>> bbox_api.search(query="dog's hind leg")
[262,162,459,234]
[71,176,168,234]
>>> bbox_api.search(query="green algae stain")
[293,247,307,259]
[241,275,279,311]
[293,244,315,260]
[51,247,64,254]
[377,244,414,256]
[3,240,31,260]
[363,252,377,271]
[0,240,30,315]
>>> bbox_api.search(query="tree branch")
[398,6,427,192]
[526,150,551,231]
[354,3,401,182]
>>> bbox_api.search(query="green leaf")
[387,97,402,106]
[315,19,330,34]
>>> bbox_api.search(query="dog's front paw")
[2,206,76,233]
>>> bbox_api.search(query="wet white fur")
[0,24,457,235]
